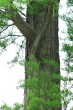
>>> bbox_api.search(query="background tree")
[0,0,61,110]
[60,0,73,109]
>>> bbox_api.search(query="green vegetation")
[0,103,23,110]
[24,54,61,110]
[0,0,73,110]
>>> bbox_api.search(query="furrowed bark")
[30,3,53,55]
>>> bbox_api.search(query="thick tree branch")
[0,2,37,44]
[12,12,37,43]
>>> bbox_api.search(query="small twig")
[18,9,26,17]
[0,24,14,34]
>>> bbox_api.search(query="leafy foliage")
[1,103,11,110]
[0,39,7,48]
[60,1,73,109]
[0,0,10,7]
[24,54,61,110]
[0,103,23,110]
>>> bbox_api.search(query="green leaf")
[0,40,7,48]
[0,0,11,7]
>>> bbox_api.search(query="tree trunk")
[24,1,61,110]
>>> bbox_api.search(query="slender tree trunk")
[25,1,61,110]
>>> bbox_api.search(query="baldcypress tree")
[0,0,61,110]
